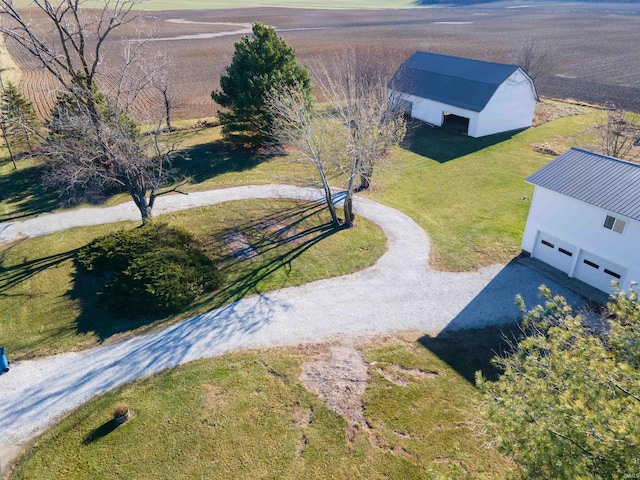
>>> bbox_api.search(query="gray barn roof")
[390,51,522,112]
[526,147,640,221]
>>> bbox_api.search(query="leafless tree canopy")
[41,87,177,219]
[317,50,406,226]
[598,105,640,162]
[511,37,556,89]
[266,82,342,226]
[267,49,406,228]
[0,0,177,222]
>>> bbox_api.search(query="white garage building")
[522,148,640,295]
[389,51,537,138]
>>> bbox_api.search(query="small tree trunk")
[358,170,371,191]
[131,188,153,224]
[162,88,172,132]
[24,125,33,152]
[343,194,355,228]
[324,187,339,227]
[317,164,340,227]
[0,121,17,170]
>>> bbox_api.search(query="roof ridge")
[568,147,640,169]
[401,66,499,87]
[411,50,520,70]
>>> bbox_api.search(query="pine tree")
[0,81,38,158]
[211,23,312,145]
[477,286,640,478]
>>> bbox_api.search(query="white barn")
[389,51,537,138]
[522,148,640,295]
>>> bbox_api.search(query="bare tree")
[599,104,640,161]
[266,83,341,227]
[316,50,406,227]
[268,51,406,229]
[511,37,556,89]
[41,86,178,222]
[156,81,174,132]
[150,63,175,132]
[0,0,175,222]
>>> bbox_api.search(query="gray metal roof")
[526,147,640,221]
[390,51,522,112]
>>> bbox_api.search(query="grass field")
[0,199,386,359]
[9,333,517,480]
[0,104,601,273]
[367,109,601,271]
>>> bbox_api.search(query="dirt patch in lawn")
[375,364,438,387]
[533,98,598,126]
[221,231,258,260]
[300,343,369,441]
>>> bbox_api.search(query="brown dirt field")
[5,4,640,121]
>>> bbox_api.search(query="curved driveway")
[0,185,582,464]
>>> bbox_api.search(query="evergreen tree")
[477,285,640,479]
[211,22,312,144]
[0,81,38,166]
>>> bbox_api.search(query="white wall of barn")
[522,186,640,292]
[392,91,480,135]
[475,69,537,137]
[390,68,536,138]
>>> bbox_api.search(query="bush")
[77,223,194,274]
[77,223,223,318]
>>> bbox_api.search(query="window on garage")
[604,215,627,234]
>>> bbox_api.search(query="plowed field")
[5,3,640,121]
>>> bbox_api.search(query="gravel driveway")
[0,185,584,470]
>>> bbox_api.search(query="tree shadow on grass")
[0,162,59,222]
[196,201,338,311]
[173,139,273,184]
[417,325,520,383]
[400,119,517,163]
[0,242,78,295]
[69,201,341,342]
[82,419,119,445]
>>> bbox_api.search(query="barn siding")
[392,91,480,134]
[475,70,537,137]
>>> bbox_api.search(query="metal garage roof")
[390,51,522,112]
[526,147,640,221]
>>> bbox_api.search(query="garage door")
[532,232,576,274]
[574,251,626,294]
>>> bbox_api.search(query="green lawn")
[9,334,516,480]
[1,109,600,270]
[367,111,600,271]
[0,199,386,359]
[0,127,318,222]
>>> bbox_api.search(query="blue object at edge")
[0,346,8,373]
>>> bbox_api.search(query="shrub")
[77,223,223,318]
[77,223,194,275]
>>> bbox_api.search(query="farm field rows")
[4,4,640,121]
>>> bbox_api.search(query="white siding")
[390,68,536,138]
[522,186,640,293]
[474,70,537,137]
[391,91,480,135]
